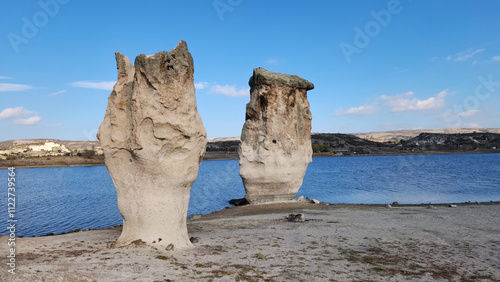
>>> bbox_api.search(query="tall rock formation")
[239,68,314,204]
[97,41,207,248]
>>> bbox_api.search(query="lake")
[1,153,499,237]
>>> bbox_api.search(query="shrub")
[82,149,96,159]
[312,144,329,152]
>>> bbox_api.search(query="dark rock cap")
[249,67,314,90]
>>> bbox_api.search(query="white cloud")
[334,104,377,116]
[195,82,249,97]
[447,48,484,62]
[266,58,280,65]
[0,107,33,119]
[0,76,11,79]
[0,106,41,125]
[48,89,67,97]
[456,109,479,118]
[209,84,249,97]
[70,81,116,90]
[381,89,448,112]
[195,82,209,90]
[492,56,500,62]
[14,116,41,125]
[46,122,63,127]
[0,83,32,92]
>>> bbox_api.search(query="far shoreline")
[1,149,498,169]
[6,200,500,238]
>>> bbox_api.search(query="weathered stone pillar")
[239,68,314,204]
[97,41,207,248]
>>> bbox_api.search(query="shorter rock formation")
[97,41,207,248]
[239,68,314,204]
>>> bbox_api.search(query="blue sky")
[1,0,500,141]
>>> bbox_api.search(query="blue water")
[1,153,499,237]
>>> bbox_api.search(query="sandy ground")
[1,201,499,281]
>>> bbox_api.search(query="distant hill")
[353,128,500,143]
[2,128,500,158]
[311,133,389,155]
[206,140,240,152]
[205,133,395,156]
[404,132,500,151]
[311,133,382,148]
[208,137,240,142]
[204,131,500,157]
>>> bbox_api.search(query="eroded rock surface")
[97,41,206,248]
[239,68,314,204]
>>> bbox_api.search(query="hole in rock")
[259,95,268,110]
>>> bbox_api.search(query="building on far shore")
[0,140,71,159]
[28,141,71,154]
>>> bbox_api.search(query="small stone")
[392,202,399,206]
[191,215,202,220]
[427,205,436,209]
[287,213,306,222]
[386,204,392,208]
[190,237,200,244]
[306,197,311,201]
[448,204,457,208]
[229,198,249,206]
[475,201,480,205]
[311,199,320,204]
[166,243,174,251]
[297,196,304,201]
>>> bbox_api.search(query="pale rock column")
[97,41,206,248]
[239,68,314,204]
